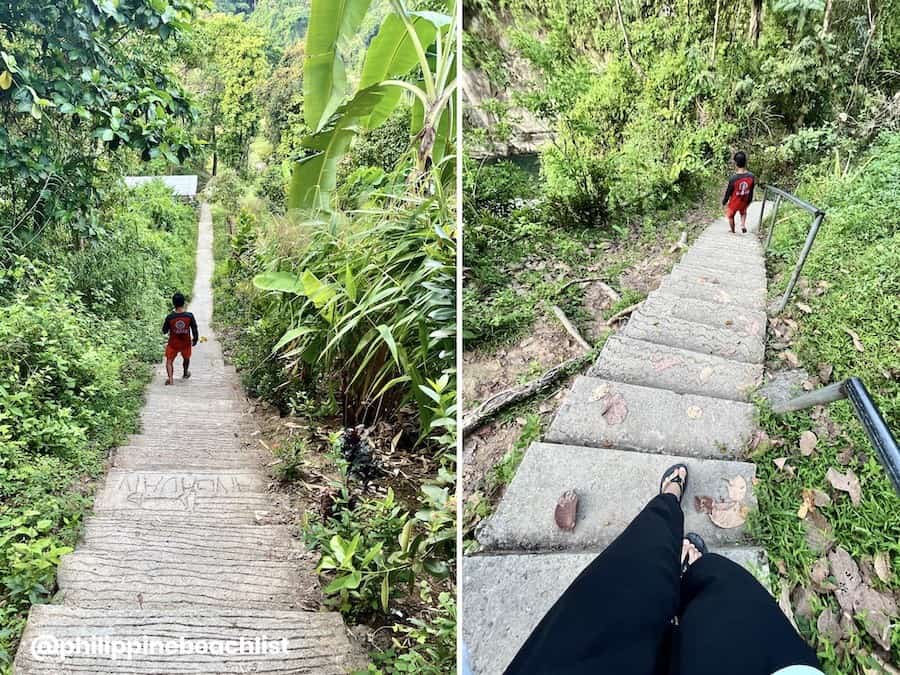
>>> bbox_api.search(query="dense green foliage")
[207,1,458,671]
[0,184,197,668]
[750,132,900,671]
[0,0,201,250]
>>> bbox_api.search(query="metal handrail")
[772,377,900,494]
[757,185,826,316]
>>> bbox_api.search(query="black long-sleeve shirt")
[162,311,199,345]
[722,171,756,206]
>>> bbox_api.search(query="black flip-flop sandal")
[682,532,708,574]
[659,463,689,504]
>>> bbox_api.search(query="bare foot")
[183,371,191,379]
[165,379,173,386]
[555,490,578,531]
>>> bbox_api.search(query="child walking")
[722,151,756,234]
[162,292,199,385]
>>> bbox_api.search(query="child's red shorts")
[726,199,750,218]
[165,342,192,360]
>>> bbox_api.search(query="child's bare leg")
[740,211,748,233]
[165,357,175,385]
[183,357,191,379]
[728,213,736,233]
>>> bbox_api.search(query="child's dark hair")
[172,292,186,308]
[734,151,747,168]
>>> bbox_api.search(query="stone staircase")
[13,204,363,673]
[463,201,772,675]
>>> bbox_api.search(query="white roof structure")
[124,175,198,197]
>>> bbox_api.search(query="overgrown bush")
[0,186,197,667]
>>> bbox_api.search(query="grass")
[463,160,718,352]
[750,132,900,673]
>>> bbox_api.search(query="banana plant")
[290,0,457,211]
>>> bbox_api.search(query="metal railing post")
[773,211,825,314]
[757,186,768,231]
[844,377,900,493]
[764,194,783,251]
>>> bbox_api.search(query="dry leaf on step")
[727,476,747,502]
[874,551,891,584]
[799,430,818,456]
[842,327,865,352]
[826,467,862,505]
[554,490,578,531]
[694,495,714,514]
[601,393,628,425]
[709,501,748,528]
[589,384,610,401]
[699,366,713,382]
[686,405,703,419]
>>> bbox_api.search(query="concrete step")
[142,395,244,413]
[640,292,767,337]
[56,552,308,609]
[463,546,767,675]
[624,307,765,364]
[80,519,298,560]
[680,247,764,271]
[112,446,262,470]
[478,441,756,551]
[589,335,762,401]
[657,276,767,310]
[545,376,754,457]
[669,265,766,294]
[92,470,272,519]
[123,434,248,451]
[14,606,363,674]
[673,262,766,286]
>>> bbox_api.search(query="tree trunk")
[821,0,833,35]
[749,0,762,46]
[712,0,721,63]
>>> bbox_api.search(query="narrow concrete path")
[14,204,362,673]
[464,202,772,674]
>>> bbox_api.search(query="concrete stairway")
[463,202,772,675]
[14,205,362,673]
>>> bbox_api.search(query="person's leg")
[165,357,174,385]
[504,492,684,675]
[740,208,748,233]
[182,357,191,378]
[726,207,736,233]
[677,553,820,675]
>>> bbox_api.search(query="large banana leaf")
[288,87,385,211]
[304,0,373,132]
[359,11,448,128]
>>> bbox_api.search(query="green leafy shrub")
[0,185,197,667]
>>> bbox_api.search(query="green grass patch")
[751,132,900,672]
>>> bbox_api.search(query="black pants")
[505,494,820,675]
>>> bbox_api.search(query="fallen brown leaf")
[799,430,818,457]
[727,475,747,502]
[601,393,628,425]
[796,302,813,314]
[774,456,796,477]
[812,489,832,507]
[817,608,844,642]
[782,351,801,367]
[811,557,835,591]
[874,551,891,584]
[710,501,749,528]
[804,510,834,554]
[694,495,714,514]
[798,489,816,519]
[686,405,703,419]
[778,581,800,631]
[818,363,834,383]
[826,467,862,505]
[842,327,865,352]
[554,490,578,531]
